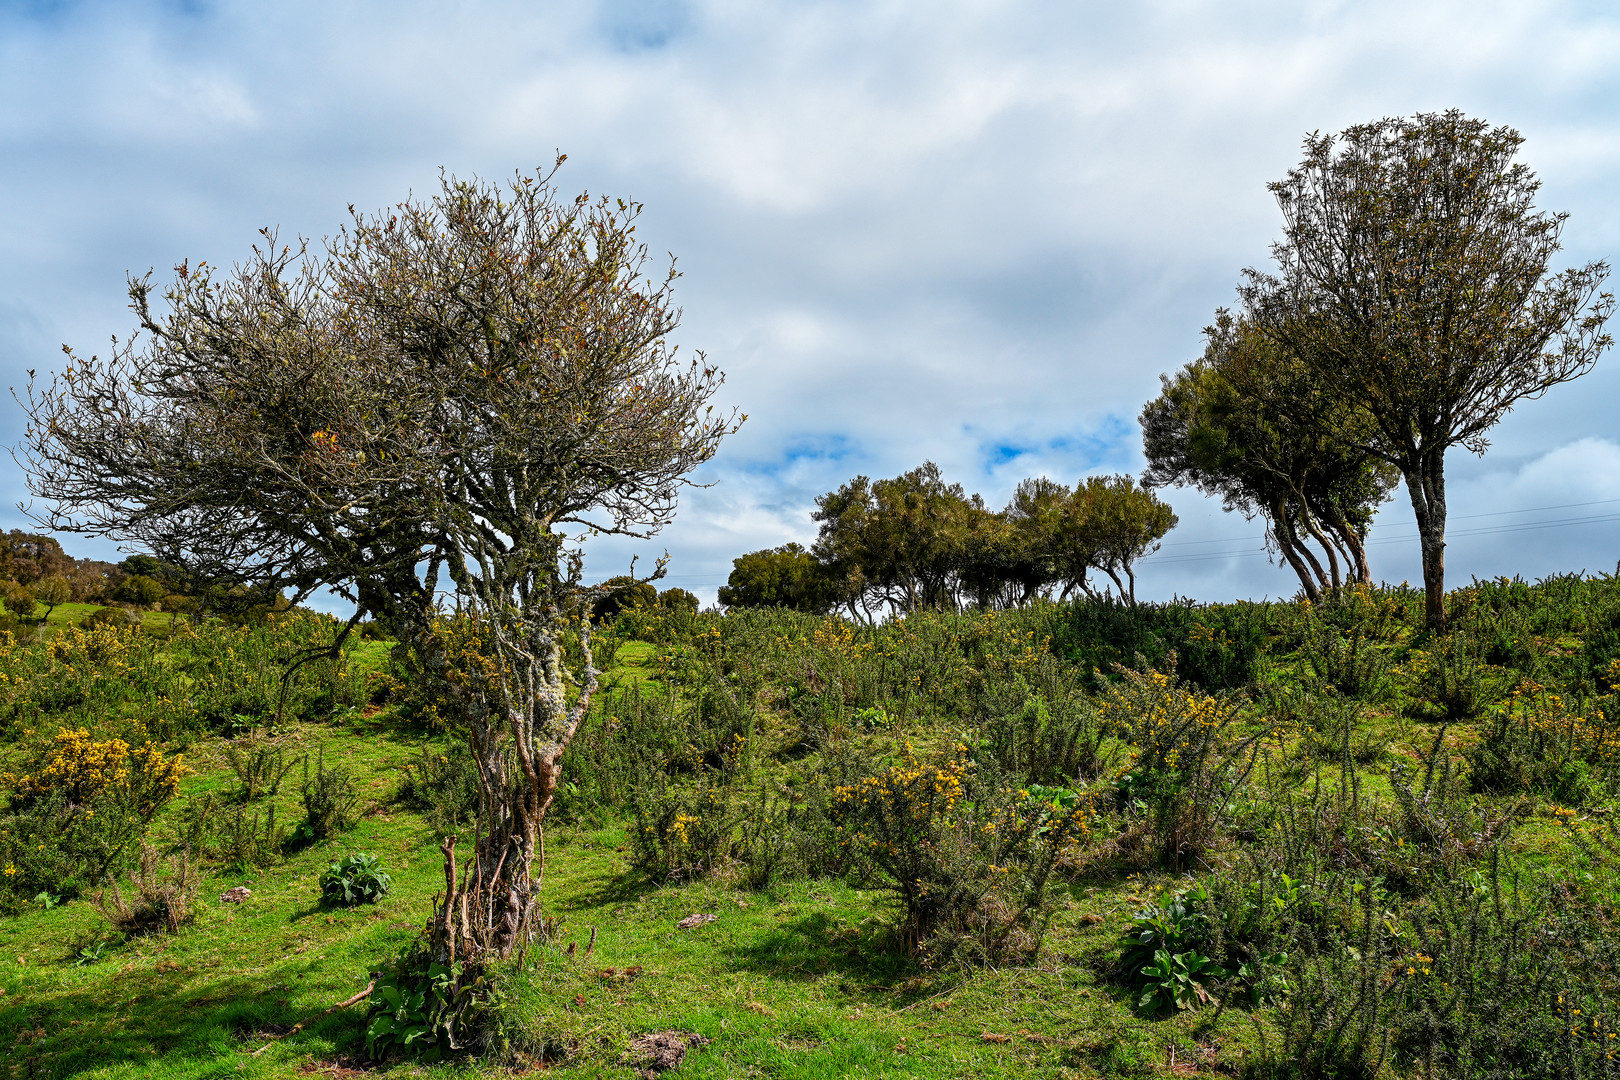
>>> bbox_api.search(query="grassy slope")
[0,612,1593,1079]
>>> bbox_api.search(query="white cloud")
[1,0,1617,603]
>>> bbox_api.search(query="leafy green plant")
[365,960,465,1061]
[320,852,391,907]
[70,938,110,966]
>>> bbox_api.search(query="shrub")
[1466,680,1614,804]
[79,605,141,630]
[93,843,199,935]
[300,749,361,840]
[975,665,1108,784]
[321,852,392,907]
[0,726,186,898]
[1100,658,1268,869]
[222,736,298,802]
[828,745,1096,964]
[364,945,489,1062]
[1398,632,1497,721]
[627,767,743,882]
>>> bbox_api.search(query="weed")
[300,748,361,840]
[92,843,199,935]
[320,852,392,907]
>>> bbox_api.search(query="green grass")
[0,713,1232,1080]
[4,581,1618,1079]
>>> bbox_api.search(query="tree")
[811,463,981,616]
[717,543,834,613]
[21,165,735,998]
[113,573,167,609]
[591,576,659,622]
[33,575,71,618]
[1070,475,1178,603]
[1142,311,1397,600]
[1243,110,1613,629]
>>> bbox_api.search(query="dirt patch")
[628,1030,711,1077]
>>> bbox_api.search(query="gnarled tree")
[20,165,736,984]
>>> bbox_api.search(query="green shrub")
[1100,658,1269,869]
[828,746,1096,964]
[300,748,361,840]
[399,741,481,835]
[321,852,391,907]
[1399,632,1497,721]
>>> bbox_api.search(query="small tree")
[717,543,833,613]
[32,575,72,619]
[1070,475,1177,604]
[1244,110,1612,629]
[1142,311,1396,600]
[21,165,735,989]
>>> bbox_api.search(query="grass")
[2,580,1618,1078]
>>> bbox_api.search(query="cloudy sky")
[2,0,1618,606]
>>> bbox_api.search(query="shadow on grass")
[557,866,665,912]
[727,910,913,986]
[0,960,370,1078]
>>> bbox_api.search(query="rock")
[628,1030,710,1077]
[219,886,252,904]
[675,912,716,930]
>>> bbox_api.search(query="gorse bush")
[300,748,361,840]
[0,724,185,899]
[399,740,481,835]
[828,744,1096,964]
[222,735,297,802]
[1100,659,1267,869]
[1467,679,1617,804]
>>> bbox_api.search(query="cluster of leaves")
[320,852,392,907]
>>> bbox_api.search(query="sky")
[2,0,1618,607]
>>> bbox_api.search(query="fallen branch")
[251,979,376,1056]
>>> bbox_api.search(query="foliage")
[320,852,392,907]
[1466,680,1614,803]
[1100,659,1267,868]
[92,843,199,935]
[222,736,297,802]
[828,745,1096,963]
[399,740,482,835]
[0,724,186,898]
[299,748,361,841]
[718,543,837,614]
[1242,109,1614,630]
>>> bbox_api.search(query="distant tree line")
[719,462,1176,620]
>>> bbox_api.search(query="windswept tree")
[1142,311,1397,600]
[811,462,982,616]
[1243,110,1612,629]
[21,164,736,1000]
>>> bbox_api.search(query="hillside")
[3,578,1619,1079]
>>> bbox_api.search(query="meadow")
[3,575,1620,1079]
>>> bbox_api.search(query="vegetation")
[722,462,1178,619]
[1,571,1617,1078]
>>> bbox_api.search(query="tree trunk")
[1270,500,1322,602]
[1401,455,1449,632]
[424,617,599,970]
